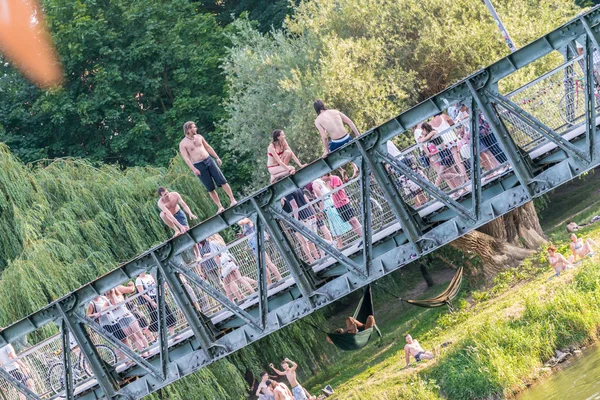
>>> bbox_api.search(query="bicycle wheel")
[82,345,117,376]
[559,89,584,127]
[48,363,66,394]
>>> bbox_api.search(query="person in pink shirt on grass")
[321,172,363,242]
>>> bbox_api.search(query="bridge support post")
[583,33,597,162]
[470,100,482,220]
[151,252,215,361]
[56,302,119,399]
[251,198,317,307]
[356,141,422,254]
[467,80,535,197]
[254,216,269,328]
[359,158,373,276]
[60,320,75,400]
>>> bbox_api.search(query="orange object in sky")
[0,0,62,88]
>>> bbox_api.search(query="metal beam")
[376,150,475,222]
[74,314,164,381]
[357,141,422,254]
[470,102,482,220]
[467,79,535,197]
[254,217,269,328]
[0,356,41,400]
[60,320,75,400]
[581,15,600,55]
[359,159,373,276]
[56,303,119,399]
[487,91,589,162]
[151,253,215,360]
[170,263,262,331]
[268,206,367,279]
[251,198,317,306]
[155,267,170,377]
[584,33,597,162]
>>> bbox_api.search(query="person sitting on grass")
[403,334,434,367]
[326,315,376,344]
[547,245,573,276]
[569,233,598,262]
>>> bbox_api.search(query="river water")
[519,345,600,400]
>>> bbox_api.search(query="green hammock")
[325,285,383,351]
[304,267,463,351]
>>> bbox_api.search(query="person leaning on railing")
[0,344,35,400]
[106,284,150,355]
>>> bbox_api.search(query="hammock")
[400,267,463,311]
[304,285,382,351]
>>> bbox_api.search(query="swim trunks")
[414,351,425,361]
[193,157,227,192]
[328,134,352,152]
[173,209,188,227]
[291,385,308,400]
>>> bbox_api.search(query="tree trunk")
[451,201,547,277]
[419,262,434,287]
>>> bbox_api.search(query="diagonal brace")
[376,150,475,222]
[268,206,368,279]
[0,358,42,400]
[487,91,589,162]
[75,313,164,381]
[170,263,262,331]
[356,140,422,252]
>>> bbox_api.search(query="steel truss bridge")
[3,7,600,400]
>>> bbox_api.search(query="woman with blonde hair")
[106,283,150,355]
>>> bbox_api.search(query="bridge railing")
[3,7,600,399]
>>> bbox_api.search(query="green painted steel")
[3,6,600,400]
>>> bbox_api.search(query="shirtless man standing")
[255,372,276,400]
[314,100,361,158]
[179,121,237,213]
[403,334,434,367]
[267,380,292,400]
[157,187,197,237]
[270,358,311,400]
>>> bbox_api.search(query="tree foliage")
[221,0,582,189]
[0,0,229,168]
[197,0,296,33]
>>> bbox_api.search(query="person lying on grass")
[547,245,573,276]
[326,315,376,345]
[403,334,434,367]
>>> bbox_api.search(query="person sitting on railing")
[157,187,198,238]
[313,100,361,158]
[0,343,34,400]
[135,272,177,337]
[547,245,573,276]
[237,218,282,285]
[106,284,150,355]
[321,173,363,245]
[207,234,257,303]
[569,233,598,262]
[179,121,237,214]
[417,123,463,192]
[267,130,305,184]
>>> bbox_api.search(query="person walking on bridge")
[157,187,197,238]
[314,100,361,158]
[270,358,312,400]
[179,121,237,214]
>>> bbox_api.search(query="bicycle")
[558,75,600,127]
[46,344,117,395]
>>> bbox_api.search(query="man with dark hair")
[256,372,276,400]
[179,121,237,214]
[403,334,434,367]
[157,187,197,237]
[313,100,361,158]
[267,379,293,400]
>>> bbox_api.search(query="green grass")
[304,173,600,400]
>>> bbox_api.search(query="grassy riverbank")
[304,175,600,399]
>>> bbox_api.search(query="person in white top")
[0,344,34,400]
[430,113,467,186]
[135,272,177,337]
